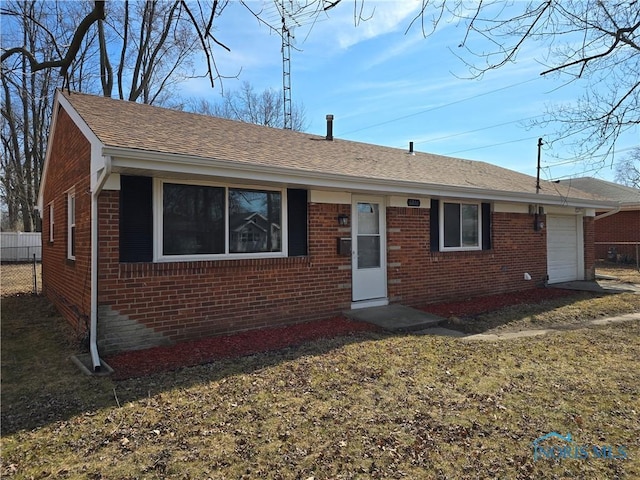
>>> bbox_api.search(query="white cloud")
[308,0,422,50]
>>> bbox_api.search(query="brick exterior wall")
[41,108,92,335]
[387,208,548,305]
[41,107,599,354]
[96,195,353,353]
[583,216,596,279]
[593,210,640,262]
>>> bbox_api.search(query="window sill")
[440,247,482,252]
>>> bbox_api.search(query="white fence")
[0,232,42,262]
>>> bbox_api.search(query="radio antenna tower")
[281,1,293,130]
[261,0,331,130]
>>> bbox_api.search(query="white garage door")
[547,215,581,283]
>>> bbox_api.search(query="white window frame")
[67,191,76,260]
[439,200,482,252]
[49,202,54,243]
[153,178,288,262]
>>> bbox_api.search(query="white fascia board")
[103,146,617,210]
[38,92,108,212]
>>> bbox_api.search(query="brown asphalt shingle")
[61,90,604,201]
[559,177,639,207]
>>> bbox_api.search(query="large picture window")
[441,201,481,250]
[159,181,282,258]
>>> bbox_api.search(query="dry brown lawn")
[2,280,639,479]
[597,261,640,284]
[0,262,42,296]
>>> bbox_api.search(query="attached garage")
[546,215,584,283]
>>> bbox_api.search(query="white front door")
[352,196,387,306]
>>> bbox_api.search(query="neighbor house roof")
[47,90,613,207]
[559,177,640,209]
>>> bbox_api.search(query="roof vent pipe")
[409,141,414,155]
[326,114,334,141]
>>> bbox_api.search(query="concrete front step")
[344,304,444,332]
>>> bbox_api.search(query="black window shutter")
[120,175,153,262]
[287,189,308,256]
[482,202,492,250]
[430,199,439,252]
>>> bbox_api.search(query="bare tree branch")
[1,1,106,80]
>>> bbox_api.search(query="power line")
[542,146,637,167]
[341,77,539,136]
[442,135,540,156]
[405,114,544,148]
[541,164,610,181]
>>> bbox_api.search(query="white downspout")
[594,204,621,221]
[90,157,112,371]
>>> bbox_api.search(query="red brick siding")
[41,108,92,334]
[94,200,593,350]
[387,208,548,305]
[593,210,640,262]
[97,196,352,344]
[583,216,596,279]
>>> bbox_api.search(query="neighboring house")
[559,177,639,263]
[37,91,614,371]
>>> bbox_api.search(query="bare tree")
[403,1,638,163]
[1,1,59,231]
[93,1,225,105]
[187,81,308,131]
[615,148,640,189]
[1,0,234,91]
[0,0,233,229]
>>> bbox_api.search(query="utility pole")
[536,137,543,194]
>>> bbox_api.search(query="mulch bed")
[106,288,579,380]
[420,287,578,318]
[105,317,379,380]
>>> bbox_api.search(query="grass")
[0,263,42,296]
[2,268,639,479]
[597,261,640,284]
[449,291,640,334]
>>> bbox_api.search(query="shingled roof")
[60,90,606,204]
[559,177,639,208]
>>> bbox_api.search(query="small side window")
[67,192,76,260]
[49,202,54,243]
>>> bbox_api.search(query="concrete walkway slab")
[550,279,640,294]
[345,304,443,332]
[461,313,639,342]
[414,326,469,338]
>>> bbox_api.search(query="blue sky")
[184,0,638,183]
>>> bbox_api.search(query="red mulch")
[420,287,578,318]
[105,288,580,380]
[105,317,379,380]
